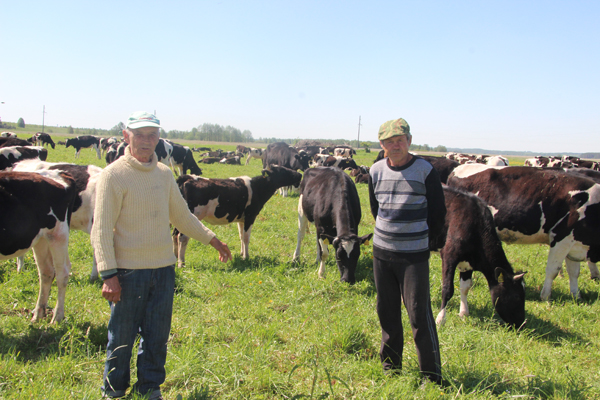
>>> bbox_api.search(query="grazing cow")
[167,143,202,176]
[1,131,17,138]
[448,164,600,300]
[420,155,460,184]
[236,144,250,154]
[292,167,372,283]
[0,170,77,322]
[0,146,48,170]
[173,166,303,265]
[0,137,31,148]
[430,186,526,327]
[199,157,221,164]
[245,148,263,165]
[30,132,56,149]
[220,156,241,165]
[66,135,101,159]
[13,159,103,280]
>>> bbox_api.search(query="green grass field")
[0,138,598,399]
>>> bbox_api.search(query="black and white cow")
[105,141,128,165]
[1,131,17,138]
[263,142,311,197]
[30,132,56,149]
[0,170,78,322]
[199,157,221,164]
[66,135,101,159]
[430,186,526,327]
[292,167,372,284]
[322,156,358,170]
[167,140,203,176]
[448,164,600,300]
[220,156,241,165]
[99,137,120,157]
[0,146,48,170]
[13,159,103,280]
[173,166,303,265]
[0,137,31,148]
[245,148,263,165]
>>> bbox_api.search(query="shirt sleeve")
[425,167,446,240]
[368,173,379,220]
[90,170,123,274]
[168,174,216,245]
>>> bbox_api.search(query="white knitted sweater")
[91,147,215,274]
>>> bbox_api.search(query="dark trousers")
[373,255,441,381]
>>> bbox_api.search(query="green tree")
[68,125,74,134]
[17,118,25,128]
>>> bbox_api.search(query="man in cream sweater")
[92,111,232,400]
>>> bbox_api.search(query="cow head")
[65,138,73,148]
[294,151,311,171]
[490,267,527,328]
[262,165,302,188]
[321,233,373,284]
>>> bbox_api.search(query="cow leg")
[47,222,71,323]
[176,233,189,268]
[317,238,329,279]
[436,255,457,325]
[94,144,101,159]
[75,149,80,159]
[564,258,581,299]
[16,255,25,272]
[292,198,308,261]
[458,268,474,318]
[541,240,573,301]
[237,222,252,259]
[588,261,600,280]
[245,154,251,165]
[31,238,54,321]
[89,253,98,282]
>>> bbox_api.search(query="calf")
[354,173,369,184]
[66,135,101,159]
[0,146,48,170]
[173,166,302,264]
[245,148,263,165]
[13,160,103,280]
[0,170,77,322]
[199,157,221,164]
[292,167,372,283]
[430,186,526,327]
[448,164,600,300]
[220,156,241,165]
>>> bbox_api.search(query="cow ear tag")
[323,238,329,246]
[497,273,504,283]
[364,240,370,246]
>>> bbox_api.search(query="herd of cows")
[1,131,599,331]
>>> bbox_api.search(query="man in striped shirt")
[368,118,446,384]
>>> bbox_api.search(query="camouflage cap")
[378,118,410,141]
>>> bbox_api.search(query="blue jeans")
[102,266,175,399]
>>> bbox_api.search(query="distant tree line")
[163,123,254,142]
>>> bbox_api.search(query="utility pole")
[42,105,47,132]
[357,115,362,149]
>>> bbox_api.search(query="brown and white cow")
[13,159,103,280]
[430,186,526,327]
[0,170,78,322]
[448,164,600,300]
[173,166,302,265]
[292,167,372,284]
[66,135,101,159]
[0,146,48,170]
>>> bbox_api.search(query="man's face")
[123,127,160,162]
[381,134,411,165]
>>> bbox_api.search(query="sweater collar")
[124,146,158,172]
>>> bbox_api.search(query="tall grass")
[0,142,598,399]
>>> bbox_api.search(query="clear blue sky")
[2,1,598,153]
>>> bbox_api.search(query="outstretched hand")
[209,237,233,262]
